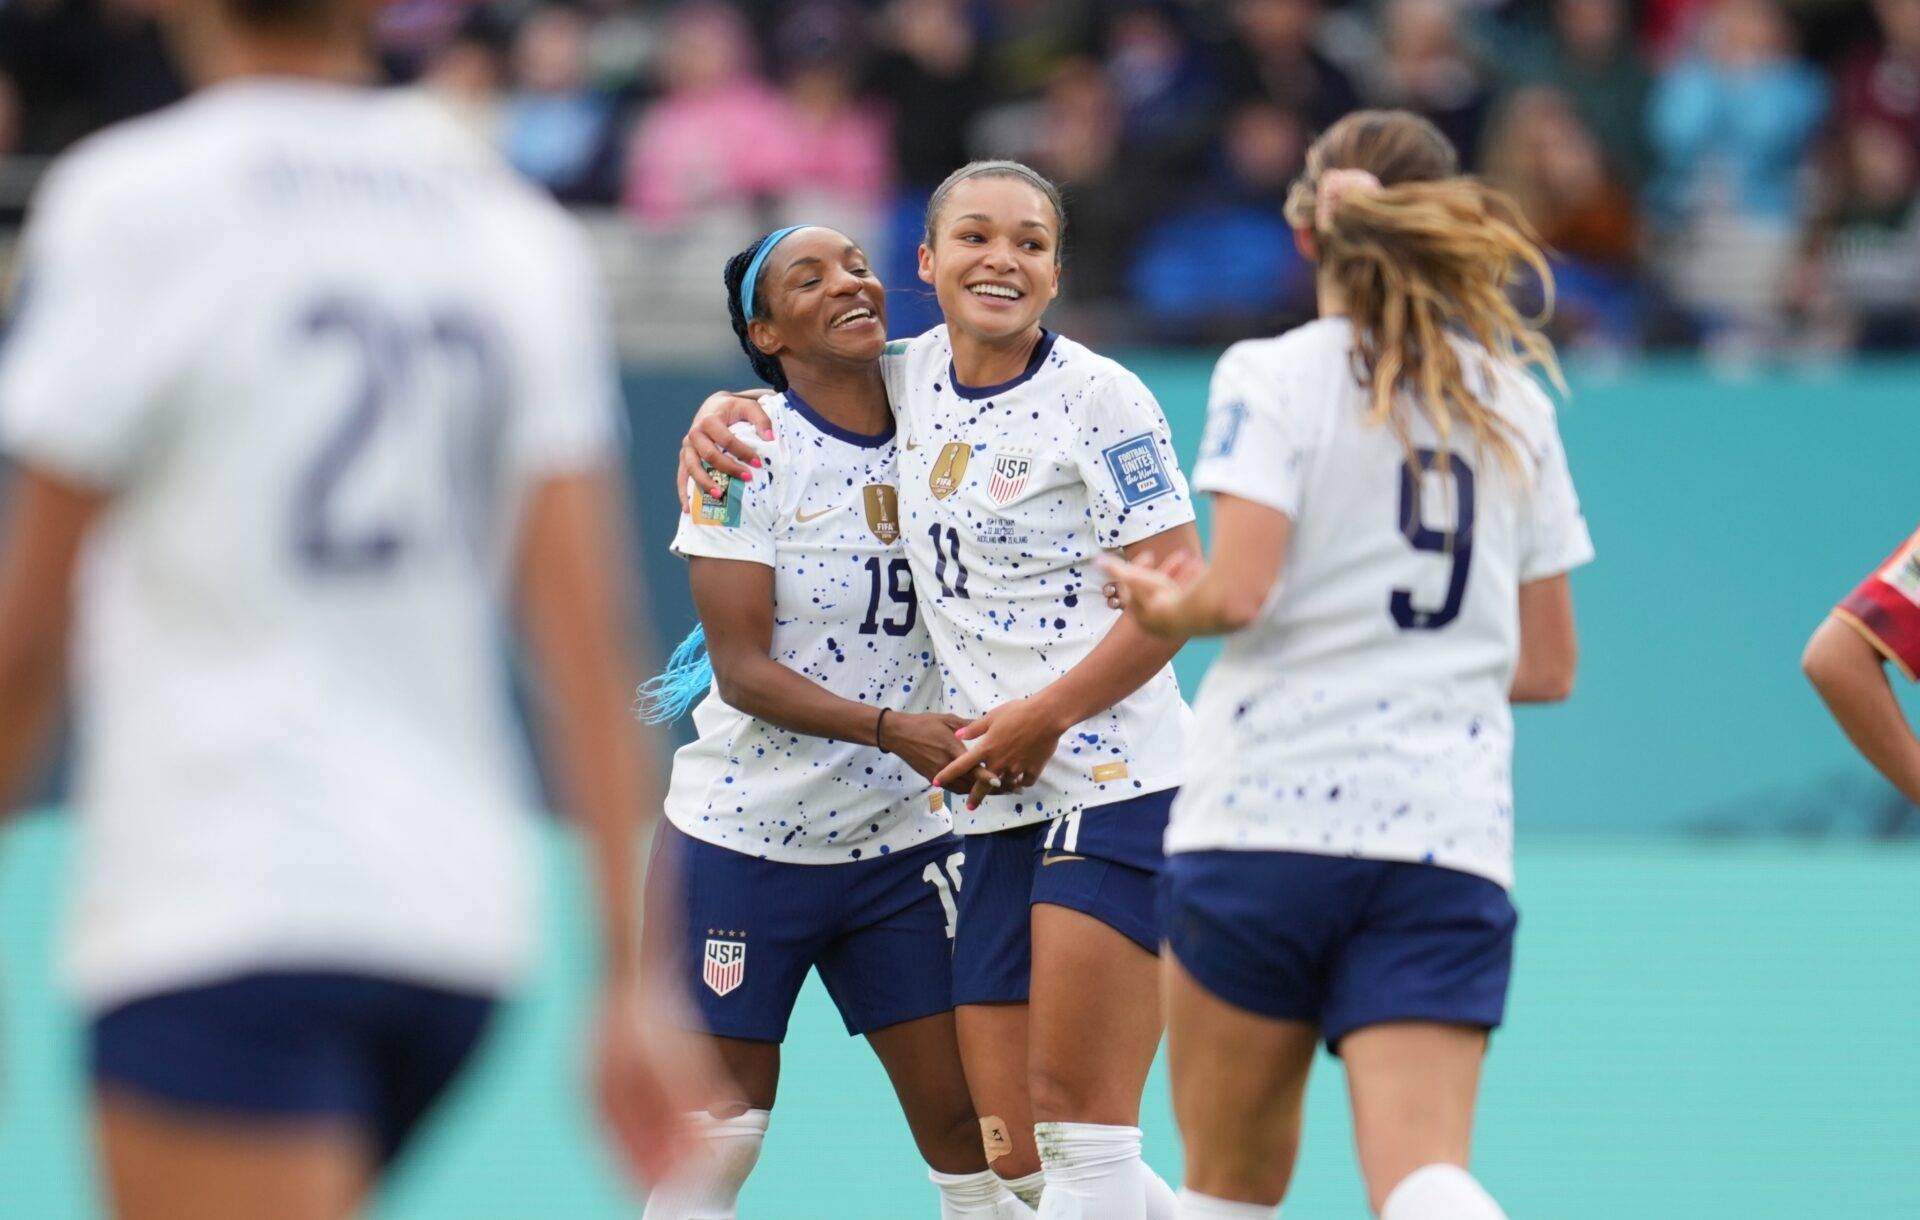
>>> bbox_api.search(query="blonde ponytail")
[1284,110,1565,480]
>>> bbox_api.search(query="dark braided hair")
[723,236,790,392]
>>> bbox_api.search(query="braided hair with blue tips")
[637,231,806,723]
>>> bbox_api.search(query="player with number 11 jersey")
[882,327,1195,828]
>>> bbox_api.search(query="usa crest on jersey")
[987,452,1034,506]
[703,936,746,996]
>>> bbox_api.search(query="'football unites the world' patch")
[1102,434,1174,507]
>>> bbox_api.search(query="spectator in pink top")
[623,2,797,228]
[776,1,893,217]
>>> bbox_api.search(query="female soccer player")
[637,224,1035,1220]
[1803,530,1920,804]
[1106,110,1593,1220]
[0,0,704,1213]
[678,163,1199,1220]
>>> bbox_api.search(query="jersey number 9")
[1391,448,1475,631]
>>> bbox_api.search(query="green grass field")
[2,812,1914,1219]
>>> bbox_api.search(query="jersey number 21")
[293,296,503,575]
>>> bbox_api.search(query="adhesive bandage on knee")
[932,1168,1041,1218]
[1034,1122,1148,1220]
[1003,1170,1047,1209]
[1380,1164,1507,1220]
[1174,1188,1278,1219]
[639,1108,770,1220]
[981,1115,1016,1164]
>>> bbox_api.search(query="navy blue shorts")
[660,824,963,1042]
[1163,851,1517,1052]
[91,971,496,1163]
[950,789,1173,1007]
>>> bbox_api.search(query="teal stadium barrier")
[2,357,1917,1217]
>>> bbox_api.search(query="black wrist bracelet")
[875,706,891,753]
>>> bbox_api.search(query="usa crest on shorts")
[987,452,1034,506]
[703,935,746,996]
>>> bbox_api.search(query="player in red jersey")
[1803,528,1920,804]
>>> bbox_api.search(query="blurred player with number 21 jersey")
[0,0,707,1212]
[1107,111,1594,1220]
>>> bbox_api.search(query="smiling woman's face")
[749,228,888,370]
[918,175,1062,347]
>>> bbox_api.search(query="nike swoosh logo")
[1041,854,1086,866]
[903,437,921,449]
[794,505,845,524]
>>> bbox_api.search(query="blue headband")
[738,225,813,320]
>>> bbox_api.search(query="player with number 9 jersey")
[1170,316,1591,885]
[1106,110,1593,1220]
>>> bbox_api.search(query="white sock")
[1004,1170,1047,1209]
[1035,1122,1147,1220]
[1143,1169,1180,1220]
[1380,1164,1507,1220]
[933,1168,1041,1218]
[1175,1189,1277,1219]
[640,1108,769,1220]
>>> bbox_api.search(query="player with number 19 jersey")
[658,385,970,1054]
[1172,318,1594,888]
[664,394,949,862]
[881,327,1195,830]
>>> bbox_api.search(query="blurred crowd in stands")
[2,0,1918,358]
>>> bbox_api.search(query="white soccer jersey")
[881,328,1195,832]
[0,81,619,1009]
[1168,318,1594,888]
[666,393,949,862]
